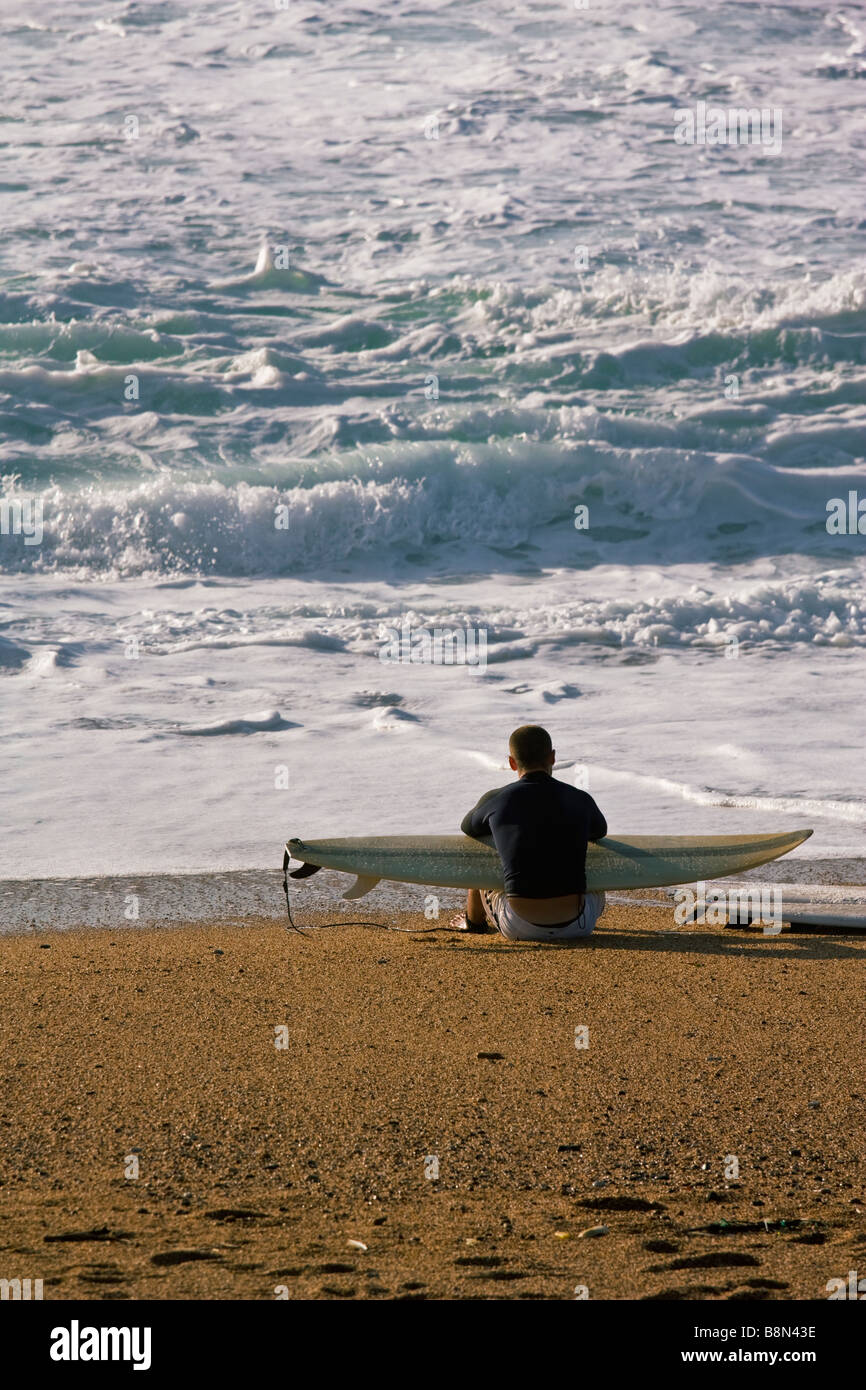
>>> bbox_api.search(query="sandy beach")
[0,901,862,1302]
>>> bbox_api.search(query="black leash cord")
[281,846,312,941]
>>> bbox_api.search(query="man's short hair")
[509,724,553,770]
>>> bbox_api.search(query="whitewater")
[1,0,865,923]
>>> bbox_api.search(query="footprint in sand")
[151,1250,221,1266]
[75,1263,127,1284]
[44,1227,132,1243]
[579,1196,662,1213]
[203,1208,266,1222]
[654,1252,761,1272]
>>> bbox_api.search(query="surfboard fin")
[343,875,381,900]
[288,861,321,880]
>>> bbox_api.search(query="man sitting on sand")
[456,724,608,942]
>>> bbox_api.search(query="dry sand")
[0,902,863,1301]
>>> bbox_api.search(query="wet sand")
[0,904,862,1300]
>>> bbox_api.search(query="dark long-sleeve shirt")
[461,771,607,897]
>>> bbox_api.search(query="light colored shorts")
[482,891,605,942]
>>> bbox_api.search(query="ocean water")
[1,1,865,919]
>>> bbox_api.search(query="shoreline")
[0,905,862,1300]
[2,857,865,935]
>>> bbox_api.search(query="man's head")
[508,724,555,775]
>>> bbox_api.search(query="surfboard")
[285,829,813,900]
[720,905,866,932]
[782,906,866,931]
